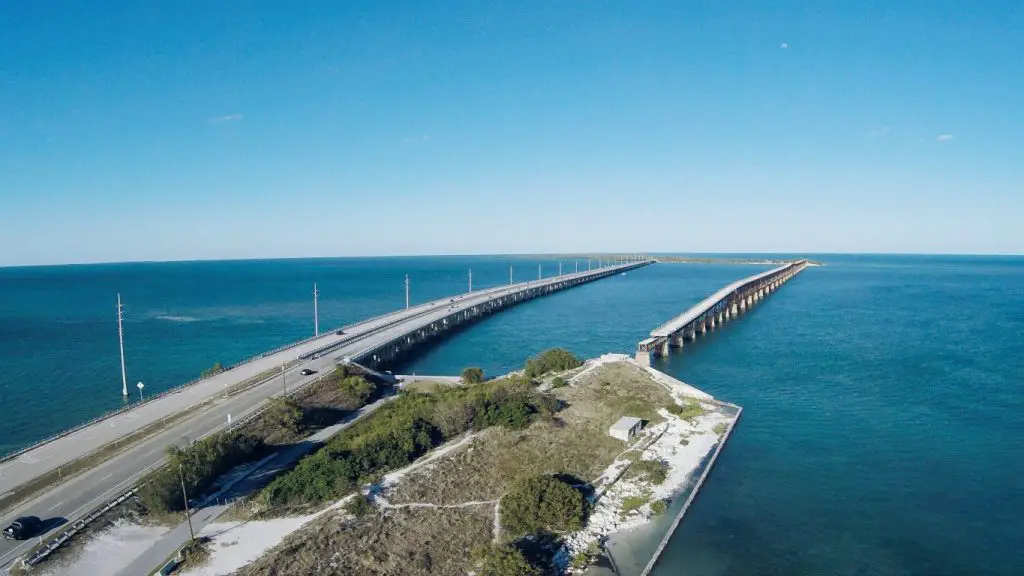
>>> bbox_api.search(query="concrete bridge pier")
[731,302,739,316]
[658,339,670,357]
[685,329,696,341]
[699,321,707,335]
[709,317,716,329]
[670,333,685,348]
[717,311,724,324]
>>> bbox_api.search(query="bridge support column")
[670,333,685,348]
[731,302,739,316]
[709,317,716,329]
[685,329,696,341]
[657,339,670,357]
[717,311,724,324]
[699,322,707,334]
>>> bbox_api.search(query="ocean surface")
[1,254,1021,575]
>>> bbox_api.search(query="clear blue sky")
[2,1,1021,265]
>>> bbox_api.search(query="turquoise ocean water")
[0,255,1020,575]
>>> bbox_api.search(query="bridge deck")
[650,261,802,337]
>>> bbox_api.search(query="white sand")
[39,520,168,576]
[179,512,322,576]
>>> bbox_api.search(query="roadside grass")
[401,380,444,394]
[243,505,494,576]
[392,362,673,505]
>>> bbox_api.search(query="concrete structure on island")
[609,416,644,443]
[635,260,808,365]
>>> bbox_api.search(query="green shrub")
[344,493,373,518]
[666,401,705,420]
[264,397,303,435]
[500,474,587,538]
[571,552,590,569]
[650,500,668,516]
[259,379,562,508]
[713,422,729,435]
[461,366,485,384]
[338,375,376,406]
[140,432,265,514]
[550,376,567,389]
[476,544,541,576]
[523,348,582,378]
[620,493,650,517]
[628,459,668,485]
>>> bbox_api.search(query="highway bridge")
[636,260,808,365]
[0,259,650,568]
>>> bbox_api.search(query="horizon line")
[1,250,1022,270]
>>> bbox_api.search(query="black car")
[336,330,345,336]
[3,516,41,540]
[300,368,316,376]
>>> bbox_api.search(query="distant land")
[546,254,825,266]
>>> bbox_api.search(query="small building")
[608,416,643,443]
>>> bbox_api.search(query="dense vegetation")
[264,397,303,436]
[335,373,377,407]
[474,544,542,576]
[260,376,559,508]
[139,432,266,514]
[499,474,588,538]
[523,348,582,378]
[461,366,485,384]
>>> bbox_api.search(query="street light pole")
[117,294,128,398]
[509,265,513,286]
[282,363,287,395]
[179,464,195,542]
[537,263,541,281]
[137,381,144,402]
[405,274,410,309]
[468,269,473,294]
[313,283,319,337]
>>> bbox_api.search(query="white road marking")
[100,473,113,481]
[47,500,64,511]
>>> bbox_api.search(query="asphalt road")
[0,262,642,569]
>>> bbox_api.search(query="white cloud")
[209,114,243,123]
[780,42,788,49]
[936,134,954,142]
[868,126,891,138]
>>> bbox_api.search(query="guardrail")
[23,486,139,567]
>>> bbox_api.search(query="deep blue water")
[1,254,1021,575]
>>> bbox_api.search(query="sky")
[1,1,1022,265]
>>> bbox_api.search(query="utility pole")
[509,265,513,286]
[469,269,473,293]
[537,263,541,280]
[405,274,410,309]
[575,260,578,273]
[282,363,287,395]
[558,262,562,276]
[179,464,195,542]
[313,283,319,337]
[117,294,128,397]
[588,259,591,271]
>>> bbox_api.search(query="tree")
[523,348,582,378]
[461,366,485,384]
[476,545,541,576]
[344,493,374,518]
[338,375,376,407]
[265,397,303,435]
[551,376,567,389]
[499,474,587,538]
